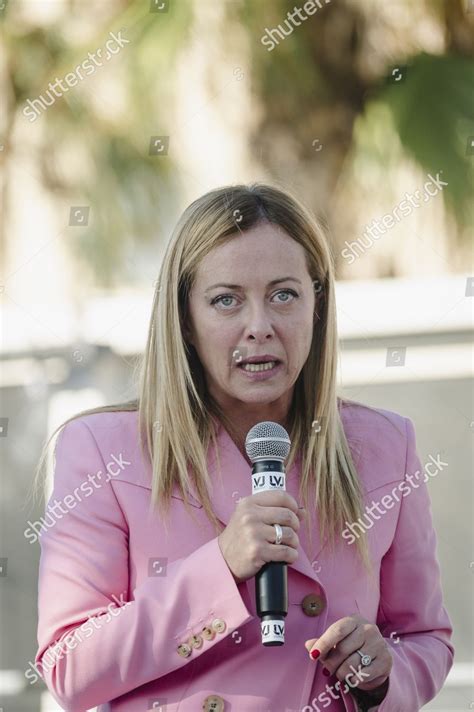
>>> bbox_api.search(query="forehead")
[194,223,309,284]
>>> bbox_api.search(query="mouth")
[236,359,282,376]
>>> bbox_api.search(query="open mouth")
[237,359,281,373]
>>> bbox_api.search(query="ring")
[273,523,283,545]
[356,649,372,666]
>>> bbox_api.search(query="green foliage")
[376,52,474,231]
[5,0,473,285]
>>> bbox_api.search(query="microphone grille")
[245,421,291,462]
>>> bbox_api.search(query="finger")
[337,653,384,691]
[358,673,390,693]
[320,624,366,671]
[332,641,377,679]
[259,505,300,532]
[253,490,299,514]
[264,523,298,548]
[347,647,392,692]
[304,638,318,653]
[334,643,392,691]
[307,616,360,662]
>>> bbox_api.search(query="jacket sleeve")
[356,416,454,712]
[35,418,254,712]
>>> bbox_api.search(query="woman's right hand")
[217,490,307,584]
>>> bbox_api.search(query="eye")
[210,289,298,309]
[274,289,298,303]
[211,294,236,308]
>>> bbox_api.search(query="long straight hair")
[32,183,373,576]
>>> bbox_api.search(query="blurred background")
[0,0,473,709]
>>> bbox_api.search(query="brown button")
[202,694,225,711]
[301,592,325,617]
[211,617,226,634]
[201,625,216,641]
[189,633,203,649]
[177,642,192,658]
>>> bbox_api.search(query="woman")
[33,183,454,712]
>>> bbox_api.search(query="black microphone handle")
[252,460,288,646]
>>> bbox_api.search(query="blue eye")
[275,289,298,303]
[212,295,235,307]
[210,289,298,308]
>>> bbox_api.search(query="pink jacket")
[34,400,454,712]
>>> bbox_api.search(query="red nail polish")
[322,667,330,676]
[310,649,321,660]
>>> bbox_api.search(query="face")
[184,222,317,427]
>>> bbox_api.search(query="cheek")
[198,324,236,364]
[285,317,314,349]
[196,317,226,343]
[283,328,314,372]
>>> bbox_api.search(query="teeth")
[242,361,276,372]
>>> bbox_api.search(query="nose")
[244,302,275,342]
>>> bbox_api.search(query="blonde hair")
[32,182,373,577]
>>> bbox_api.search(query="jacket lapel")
[200,419,325,585]
[170,412,364,586]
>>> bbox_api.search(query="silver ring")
[356,649,372,666]
[273,523,283,545]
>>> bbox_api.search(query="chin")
[236,389,282,403]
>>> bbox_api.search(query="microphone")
[245,421,291,646]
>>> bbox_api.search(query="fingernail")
[310,649,320,660]
[322,667,330,676]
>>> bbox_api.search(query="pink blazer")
[34,401,454,712]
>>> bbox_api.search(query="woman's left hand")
[305,614,393,693]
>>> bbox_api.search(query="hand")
[305,614,393,695]
[217,490,307,584]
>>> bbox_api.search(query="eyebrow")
[204,277,302,293]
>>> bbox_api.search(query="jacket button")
[202,694,225,711]
[301,592,325,616]
[201,626,216,641]
[189,633,203,649]
[177,642,192,658]
[211,618,226,634]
